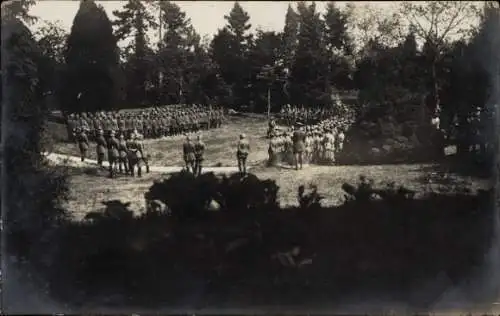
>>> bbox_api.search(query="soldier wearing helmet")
[95,129,107,168]
[107,130,119,178]
[237,133,250,176]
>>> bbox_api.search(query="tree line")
[5,0,500,123]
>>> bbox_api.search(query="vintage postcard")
[2,0,499,314]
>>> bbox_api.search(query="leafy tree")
[289,1,329,106]
[2,16,68,263]
[398,1,479,114]
[62,0,120,113]
[113,0,158,105]
[34,20,68,64]
[1,0,38,25]
[33,20,68,110]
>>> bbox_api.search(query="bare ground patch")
[63,163,492,221]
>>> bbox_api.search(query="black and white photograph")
[2,0,500,314]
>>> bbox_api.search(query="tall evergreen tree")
[113,0,158,105]
[281,4,299,69]
[62,0,120,113]
[290,2,329,106]
[323,1,354,91]
[212,1,253,107]
[158,1,199,104]
[250,30,284,112]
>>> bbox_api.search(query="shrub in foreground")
[47,172,495,307]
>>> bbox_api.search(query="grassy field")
[51,115,271,167]
[62,163,492,221]
[49,115,493,220]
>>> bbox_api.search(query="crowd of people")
[267,118,351,167]
[66,104,225,142]
[267,101,356,167]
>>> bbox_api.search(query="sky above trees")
[29,1,398,47]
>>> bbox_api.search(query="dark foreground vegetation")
[8,169,497,310]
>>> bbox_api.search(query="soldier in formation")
[76,128,89,162]
[65,104,226,142]
[237,133,250,176]
[183,135,196,174]
[268,117,351,167]
[107,131,120,178]
[194,134,206,176]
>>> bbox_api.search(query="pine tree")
[158,1,199,104]
[62,0,120,113]
[290,2,329,106]
[113,0,158,105]
[212,1,253,107]
[323,2,354,91]
[281,4,299,70]
[250,30,283,112]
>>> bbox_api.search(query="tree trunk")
[428,58,440,115]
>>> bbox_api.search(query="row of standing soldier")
[67,105,225,142]
[76,128,150,178]
[182,133,250,177]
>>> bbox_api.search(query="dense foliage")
[2,12,69,269]
[26,1,495,159]
[48,172,496,307]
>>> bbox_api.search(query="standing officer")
[236,133,250,176]
[95,129,107,168]
[194,134,206,176]
[292,123,306,170]
[183,135,196,173]
[117,134,129,174]
[76,128,89,162]
[107,131,119,178]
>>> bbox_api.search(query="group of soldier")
[66,104,225,142]
[267,118,349,168]
[76,128,150,178]
[181,132,251,177]
[267,102,355,168]
[276,104,337,127]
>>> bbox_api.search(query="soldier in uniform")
[267,133,278,167]
[183,135,196,173]
[118,115,126,138]
[194,134,206,176]
[107,131,119,178]
[136,131,150,173]
[92,115,101,140]
[95,129,107,168]
[67,114,77,142]
[111,114,119,136]
[117,134,129,174]
[292,123,306,170]
[237,133,250,176]
[126,134,141,177]
[76,128,89,162]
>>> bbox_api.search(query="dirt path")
[44,152,243,174]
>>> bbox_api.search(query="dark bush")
[43,170,495,308]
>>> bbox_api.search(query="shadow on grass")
[8,172,497,311]
[414,153,494,180]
